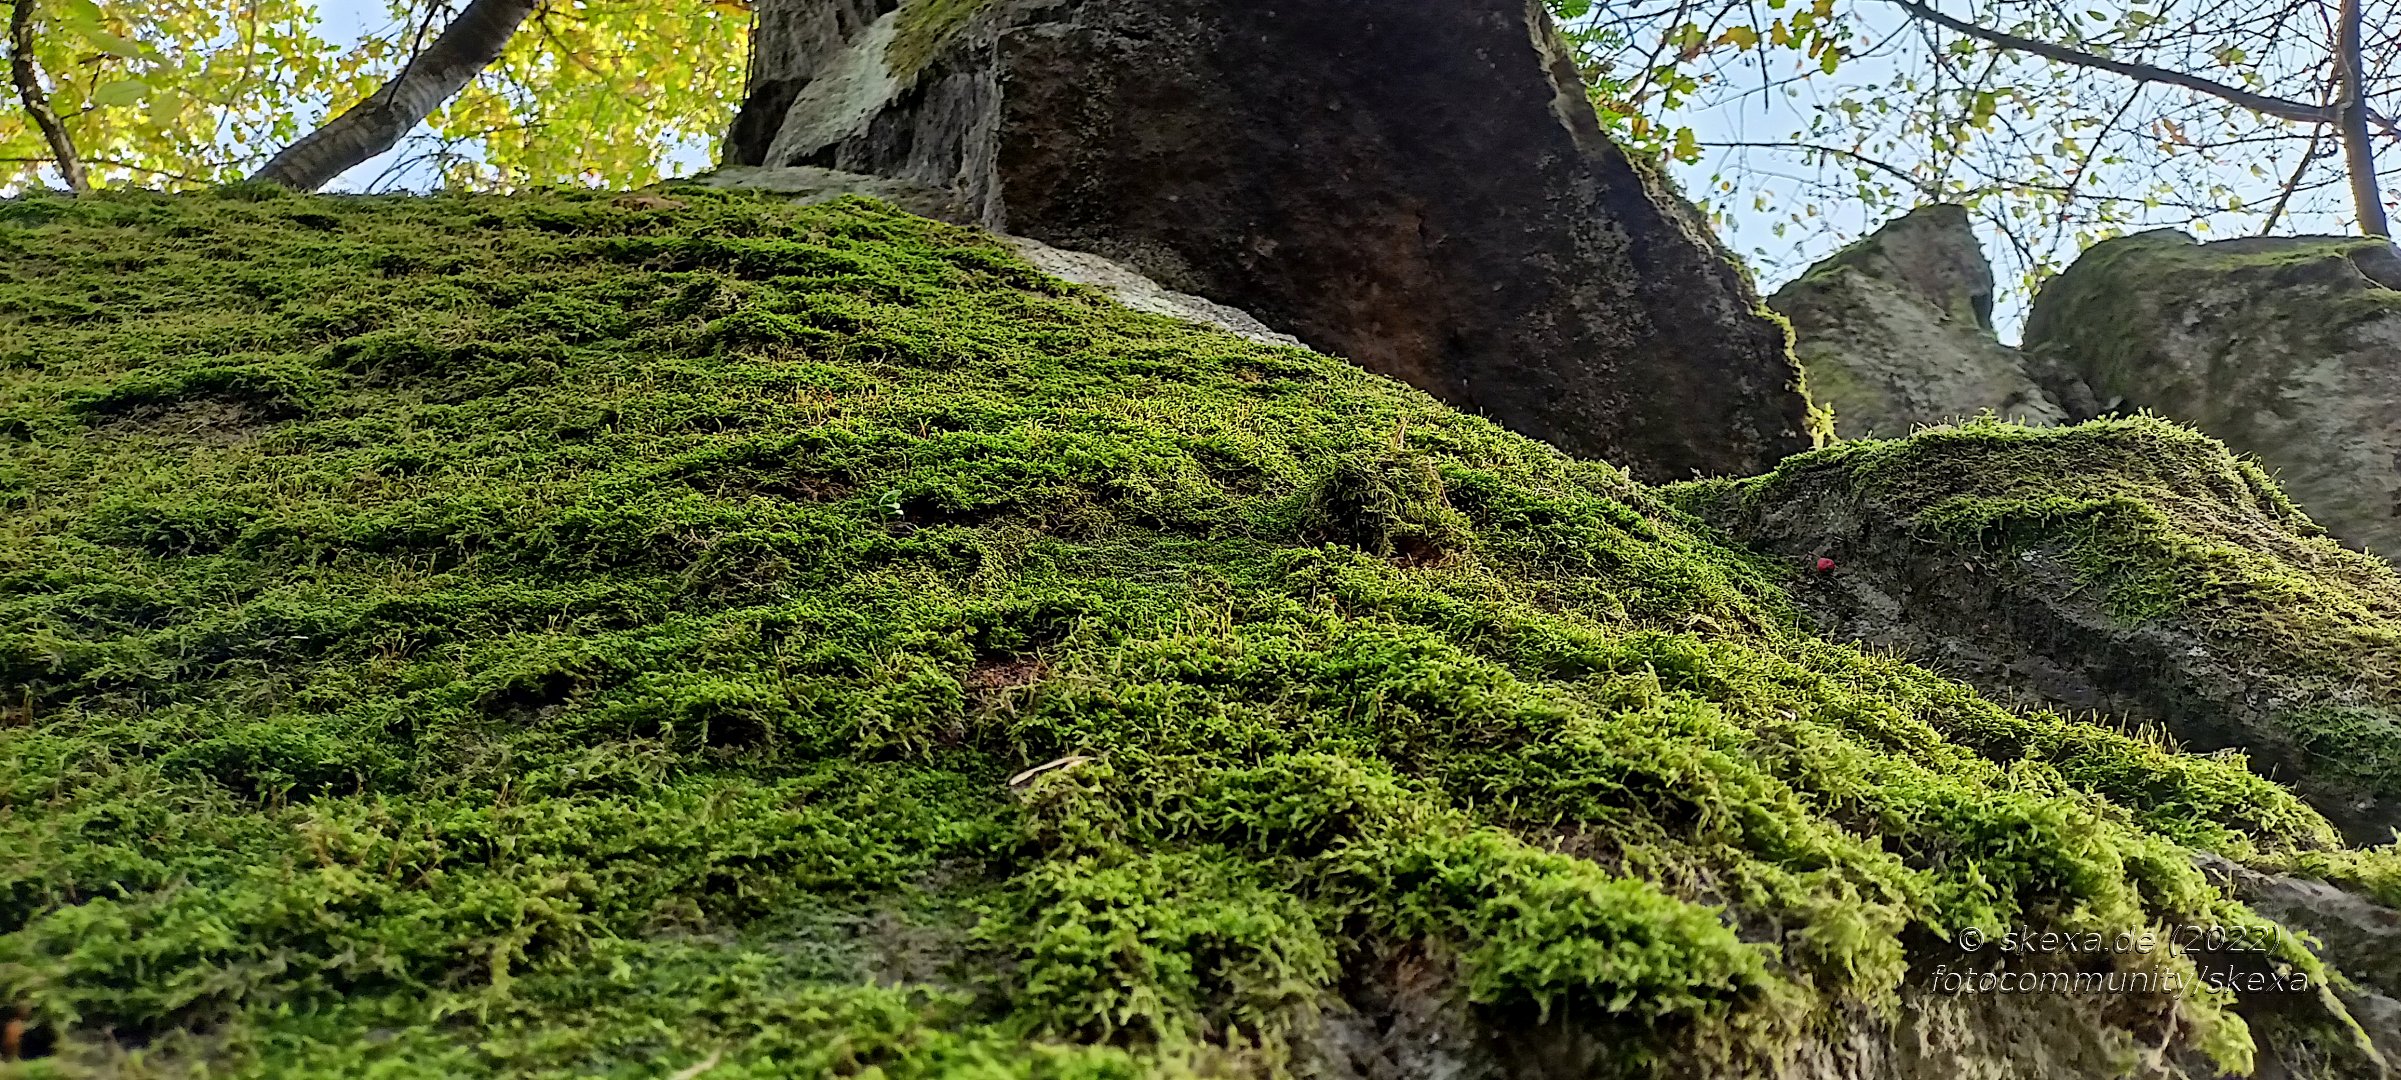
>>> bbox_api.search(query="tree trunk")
[251,0,540,192]
[8,0,86,194]
[2338,0,2389,236]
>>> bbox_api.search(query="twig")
[667,1050,723,1080]
[1702,140,1943,196]
[2262,125,2326,235]
[2055,86,2144,217]
[0,155,213,184]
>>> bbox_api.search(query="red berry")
[1814,557,1837,574]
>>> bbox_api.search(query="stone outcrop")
[1769,204,2063,438]
[2024,230,2401,559]
[1673,417,2401,847]
[725,0,1815,480]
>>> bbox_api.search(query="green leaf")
[90,78,150,108]
[82,28,146,58]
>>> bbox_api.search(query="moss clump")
[886,0,994,82]
[0,190,2354,1076]
[1292,447,1473,564]
[1672,416,2401,841]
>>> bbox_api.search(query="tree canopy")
[0,0,743,191]
[1556,0,2399,303]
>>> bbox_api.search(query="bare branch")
[7,0,85,194]
[1887,0,2336,125]
[250,0,539,192]
[1702,140,1943,196]
[2262,124,2326,235]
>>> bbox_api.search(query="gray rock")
[728,0,1815,481]
[2024,230,2401,560]
[997,234,1306,348]
[1770,205,2064,438]
[682,163,975,222]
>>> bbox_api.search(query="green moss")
[1705,416,2400,679]
[886,0,993,82]
[0,190,2356,1076]
[1673,416,2401,838]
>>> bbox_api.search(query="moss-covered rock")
[1769,205,2063,439]
[0,189,2389,1077]
[2024,230,2401,560]
[1673,417,2401,845]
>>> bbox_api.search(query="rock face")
[1769,205,2063,438]
[2024,230,2401,559]
[1674,417,2401,847]
[726,0,1815,480]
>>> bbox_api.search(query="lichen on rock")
[1769,204,2063,439]
[2024,229,2401,561]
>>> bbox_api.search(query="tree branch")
[2335,0,2388,234]
[7,0,85,194]
[1886,0,2336,125]
[250,0,540,192]
[1702,140,1943,197]
[2262,125,2325,235]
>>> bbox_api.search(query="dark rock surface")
[2024,230,2401,560]
[1769,205,2062,438]
[730,0,1815,480]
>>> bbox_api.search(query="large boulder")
[2024,230,2401,559]
[9,186,2395,1079]
[1674,417,2401,847]
[1769,205,2063,438]
[724,0,1816,481]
